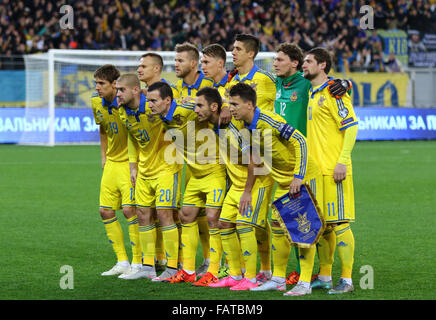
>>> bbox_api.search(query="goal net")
[22,49,276,145]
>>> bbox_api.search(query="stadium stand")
[1,0,436,71]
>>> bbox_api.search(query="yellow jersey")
[160,99,225,178]
[91,93,128,162]
[227,65,276,111]
[214,119,273,189]
[118,93,180,178]
[174,71,214,103]
[213,72,230,109]
[307,80,358,175]
[244,108,320,185]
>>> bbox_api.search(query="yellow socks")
[255,222,272,273]
[103,216,128,262]
[317,225,336,278]
[334,223,355,279]
[220,228,242,276]
[237,225,257,280]
[181,221,199,272]
[162,224,179,269]
[208,228,222,276]
[155,220,165,263]
[139,224,156,266]
[197,213,210,261]
[298,246,316,283]
[126,215,142,264]
[271,226,290,278]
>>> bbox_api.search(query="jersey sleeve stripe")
[259,115,281,130]
[259,113,283,127]
[336,98,345,111]
[292,131,307,178]
[179,104,195,110]
[339,121,358,131]
[258,69,275,82]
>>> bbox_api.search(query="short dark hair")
[202,43,227,63]
[147,81,173,101]
[276,42,304,70]
[235,34,260,58]
[228,82,257,106]
[94,64,120,83]
[175,42,200,62]
[141,52,164,71]
[196,86,223,112]
[117,73,141,89]
[307,47,332,74]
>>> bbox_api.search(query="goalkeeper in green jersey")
[274,43,351,137]
[272,42,351,285]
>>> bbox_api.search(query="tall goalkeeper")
[272,42,351,286]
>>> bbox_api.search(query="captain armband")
[278,123,296,140]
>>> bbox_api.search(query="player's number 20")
[159,189,172,202]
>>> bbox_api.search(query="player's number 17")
[213,189,223,203]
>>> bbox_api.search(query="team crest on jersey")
[338,107,349,118]
[290,91,298,102]
[147,113,156,123]
[96,110,104,122]
[172,114,183,126]
[125,119,132,130]
[318,96,326,107]
[295,212,311,234]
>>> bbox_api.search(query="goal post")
[22,49,276,145]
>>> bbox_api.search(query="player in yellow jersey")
[226,83,322,296]
[173,42,214,275]
[91,65,141,277]
[137,52,178,95]
[228,35,276,282]
[227,34,276,111]
[146,82,227,285]
[200,43,232,125]
[201,44,274,285]
[137,52,180,272]
[193,87,275,291]
[302,48,358,294]
[174,42,214,102]
[116,74,182,282]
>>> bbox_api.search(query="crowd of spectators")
[1,0,436,71]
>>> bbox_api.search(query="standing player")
[137,52,180,271]
[173,42,215,276]
[228,34,276,111]
[91,65,141,277]
[302,48,358,294]
[193,86,275,291]
[146,81,227,285]
[137,52,178,94]
[116,74,182,281]
[201,44,273,284]
[227,83,323,296]
[274,42,352,137]
[200,43,232,125]
[273,42,353,285]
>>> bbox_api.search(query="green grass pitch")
[0,141,435,300]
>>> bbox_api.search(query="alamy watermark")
[59,265,74,289]
[360,265,374,289]
[59,5,74,30]
[360,5,374,30]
